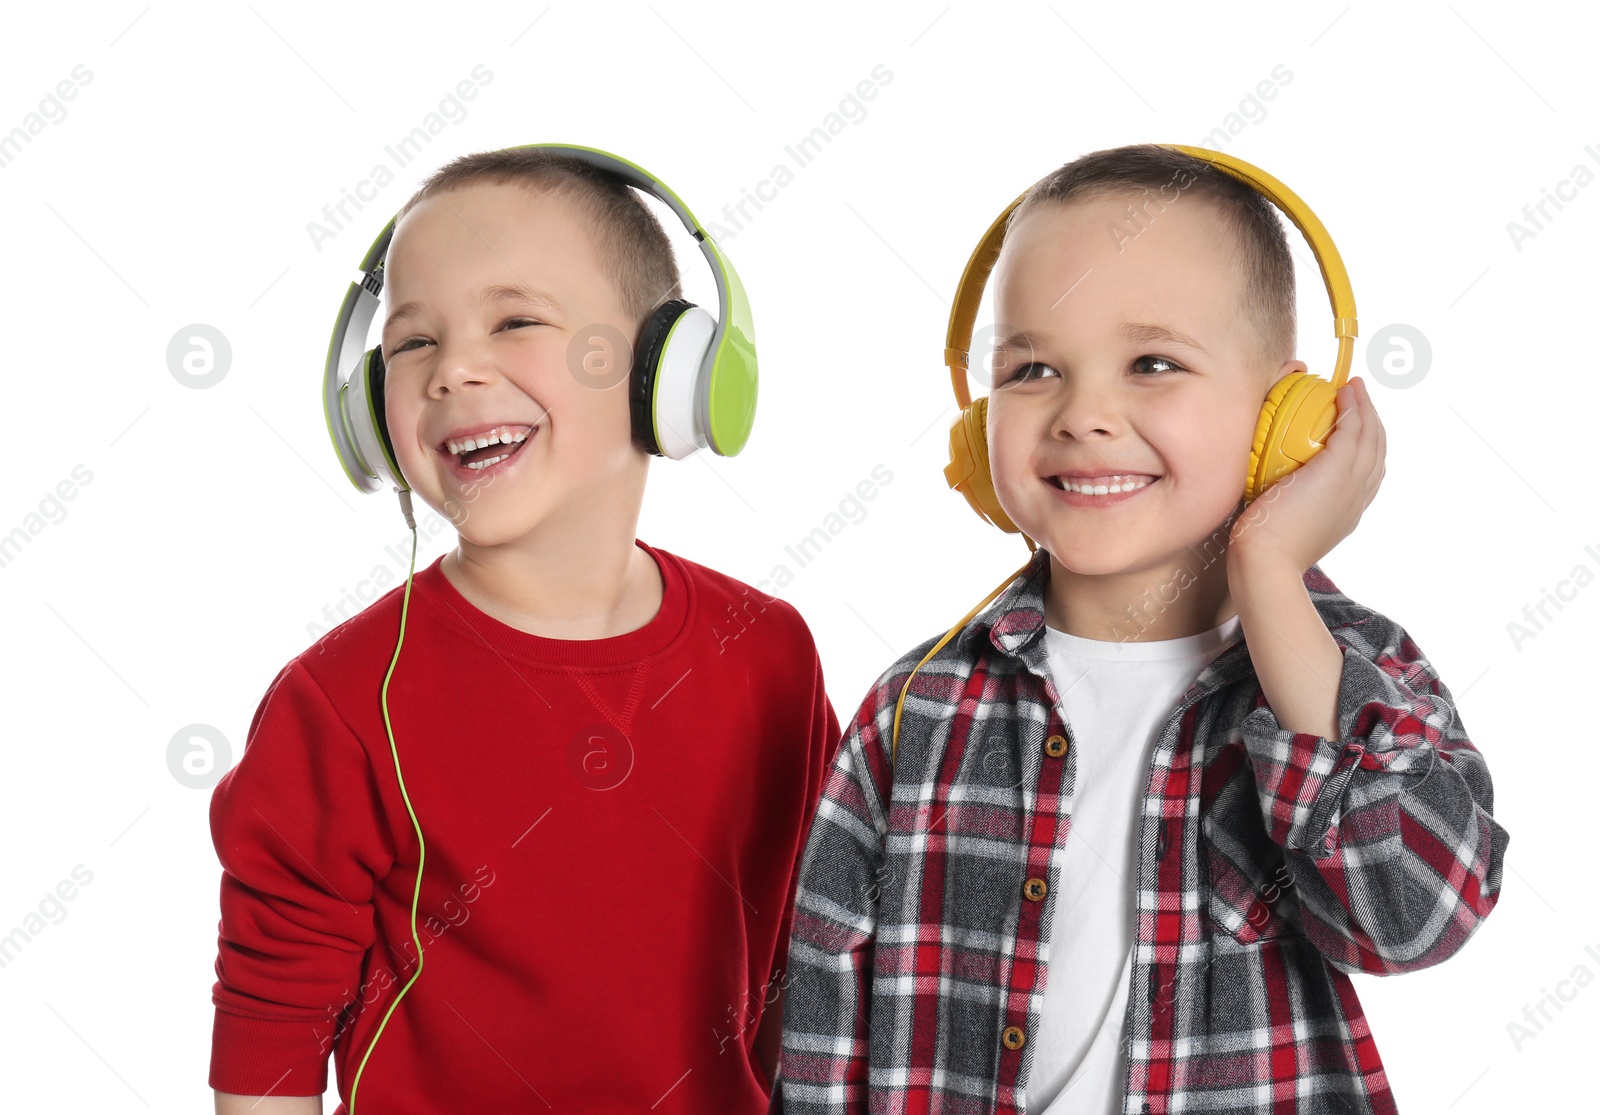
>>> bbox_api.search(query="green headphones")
[322,143,759,496]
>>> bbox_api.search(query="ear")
[1263,356,1309,395]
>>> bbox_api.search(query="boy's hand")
[1227,375,1386,577]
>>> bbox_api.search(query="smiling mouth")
[458,440,528,470]
[1046,474,1160,495]
[440,425,535,469]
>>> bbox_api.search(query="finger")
[1360,379,1386,474]
[1370,383,1387,465]
[1329,383,1361,448]
[1354,378,1384,460]
[1353,377,1381,460]
[1365,397,1386,495]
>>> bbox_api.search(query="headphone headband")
[323,143,758,495]
[943,145,1358,411]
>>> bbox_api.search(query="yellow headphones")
[891,145,1359,764]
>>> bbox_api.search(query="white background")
[0,1,1592,1110]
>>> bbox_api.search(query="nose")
[425,334,499,398]
[1049,371,1123,441]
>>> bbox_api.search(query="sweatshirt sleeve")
[763,638,843,1109]
[208,658,398,1096]
[773,672,894,1115]
[1237,617,1510,975]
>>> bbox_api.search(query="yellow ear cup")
[1245,371,1341,503]
[945,396,1029,536]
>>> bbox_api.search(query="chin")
[1043,543,1147,578]
[1024,518,1167,573]
[455,518,541,549]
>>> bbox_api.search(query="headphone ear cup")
[630,297,726,457]
[630,298,696,457]
[1246,371,1338,502]
[367,347,393,459]
[347,345,410,492]
[944,396,1025,535]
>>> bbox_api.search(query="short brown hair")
[1008,143,1296,369]
[394,147,683,329]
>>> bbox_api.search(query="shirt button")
[1044,734,1068,758]
[1023,877,1047,901]
[1001,1025,1026,1050]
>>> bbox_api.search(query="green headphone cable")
[348,488,428,1114]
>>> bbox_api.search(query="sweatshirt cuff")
[208,1007,330,1097]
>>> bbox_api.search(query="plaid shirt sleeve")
[772,661,900,1115]
[1236,614,1510,975]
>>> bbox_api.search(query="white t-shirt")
[1024,612,1243,1115]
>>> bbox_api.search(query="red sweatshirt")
[208,539,839,1113]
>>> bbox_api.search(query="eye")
[1007,361,1060,384]
[1133,354,1184,375]
[385,317,542,357]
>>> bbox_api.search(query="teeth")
[465,453,511,471]
[444,425,532,456]
[1057,474,1154,495]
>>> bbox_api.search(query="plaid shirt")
[775,550,1509,1114]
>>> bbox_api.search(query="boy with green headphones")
[207,145,839,1113]
[775,144,1509,1114]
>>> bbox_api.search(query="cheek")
[558,382,635,459]
[983,408,1032,491]
[384,398,422,456]
[1155,409,1254,493]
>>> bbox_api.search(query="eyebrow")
[383,283,562,333]
[992,321,1209,357]
[1119,321,1208,356]
[992,328,1041,354]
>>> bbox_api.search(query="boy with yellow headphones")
[774,145,1509,1115]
